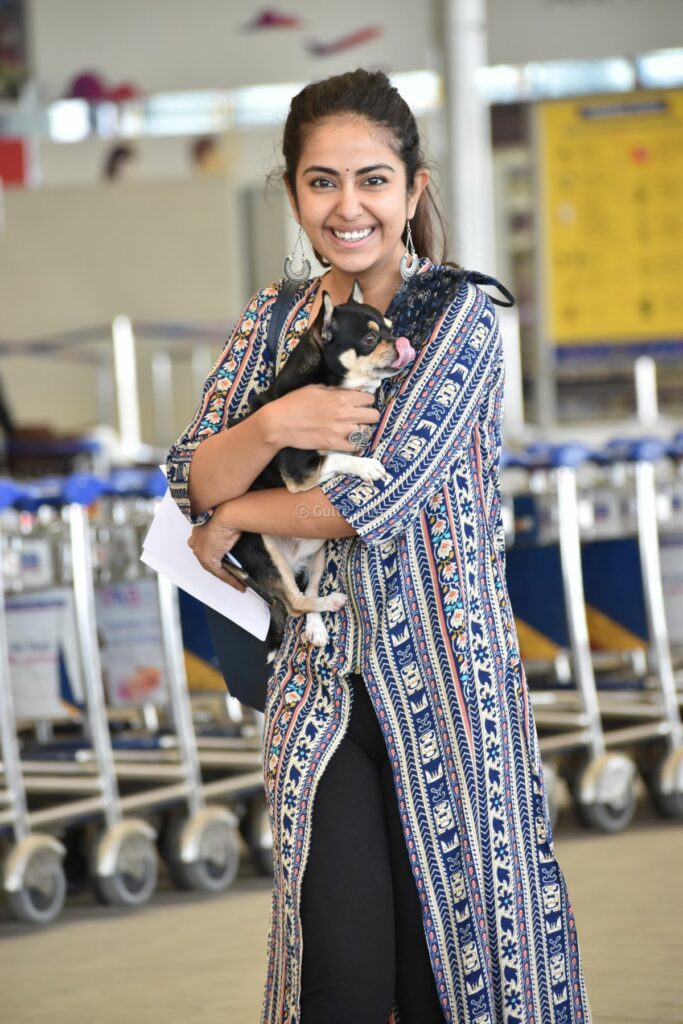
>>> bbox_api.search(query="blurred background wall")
[0,0,681,447]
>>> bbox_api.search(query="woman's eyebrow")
[302,163,396,175]
[356,164,395,175]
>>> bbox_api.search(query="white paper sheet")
[140,489,271,640]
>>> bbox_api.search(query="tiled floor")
[2,801,682,1023]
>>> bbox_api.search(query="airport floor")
[2,792,682,1024]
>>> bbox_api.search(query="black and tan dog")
[228,280,415,649]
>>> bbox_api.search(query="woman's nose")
[335,184,363,220]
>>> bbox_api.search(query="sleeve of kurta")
[165,284,279,526]
[320,283,503,546]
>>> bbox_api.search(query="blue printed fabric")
[167,261,592,1024]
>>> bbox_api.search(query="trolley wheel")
[574,792,637,832]
[651,789,683,819]
[644,749,683,820]
[571,753,638,834]
[5,846,66,925]
[94,830,158,907]
[241,795,273,876]
[165,815,240,893]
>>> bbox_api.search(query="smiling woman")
[166,68,593,1024]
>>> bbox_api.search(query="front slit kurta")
[167,263,592,1024]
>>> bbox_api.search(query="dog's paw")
[357,458,391,484]
[319,592,347,612]
[304,613,329,647]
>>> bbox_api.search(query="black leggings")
[300,674,444,1024]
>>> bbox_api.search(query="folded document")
[140,488,271,641]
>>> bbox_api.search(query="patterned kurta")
[167,261,592,1024]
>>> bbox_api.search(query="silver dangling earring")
[283,226,311,283]
[399,220,419,281]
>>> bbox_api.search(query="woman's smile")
[327,225,378,247]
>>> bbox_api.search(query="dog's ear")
[350,279,364,304]
[311,291,334,347]
[321,291,334,342]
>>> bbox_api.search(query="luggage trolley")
[90,469,266,887]
[579,437,683,819]
[660,430,683,678]
[3,474,159,910]
[0,478,68,924]
[502,443,639,832]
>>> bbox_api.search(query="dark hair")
[281,68,452,266]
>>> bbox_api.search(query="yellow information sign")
[539,89,683,346]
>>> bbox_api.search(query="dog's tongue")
[391,336,416,369]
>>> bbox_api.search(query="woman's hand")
[187,515,247,591]
[263,384,380,452]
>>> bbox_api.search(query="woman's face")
[288,115,429,285]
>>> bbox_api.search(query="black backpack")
[203,280,298,713]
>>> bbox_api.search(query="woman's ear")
[284,175,300,224]
[407,167,431,219]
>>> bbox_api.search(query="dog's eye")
[363,333,378,347]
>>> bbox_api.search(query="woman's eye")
[310,177,335,189]
[364,175,387,187]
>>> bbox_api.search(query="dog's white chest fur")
[261,452,389,647]
[275,536,325,577]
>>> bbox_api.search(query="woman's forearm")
[214,486,357,539]
[188,406,280,516]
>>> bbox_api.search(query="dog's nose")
[391,336,416,369]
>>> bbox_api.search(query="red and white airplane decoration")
[306,25,383,56]
[245,9,304,30]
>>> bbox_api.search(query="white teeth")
[332,228,373,241]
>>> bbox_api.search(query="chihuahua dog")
[228,280,415,650]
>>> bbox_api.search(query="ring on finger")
[347,425,372,449]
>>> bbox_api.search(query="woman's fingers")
[331,390,381,450]
[187,525,246,590]
[213,566,247,591]
[191,549,247,591]
[342,389,381,423]
[323,389,379,451]
[270,384,381,450]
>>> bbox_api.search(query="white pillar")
[112,315,142,459]
[442,0,496,272]
[634,355,659,429]
[441,0,526,439]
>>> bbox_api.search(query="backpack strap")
[265,279,300,364]
[461,270,516,308]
